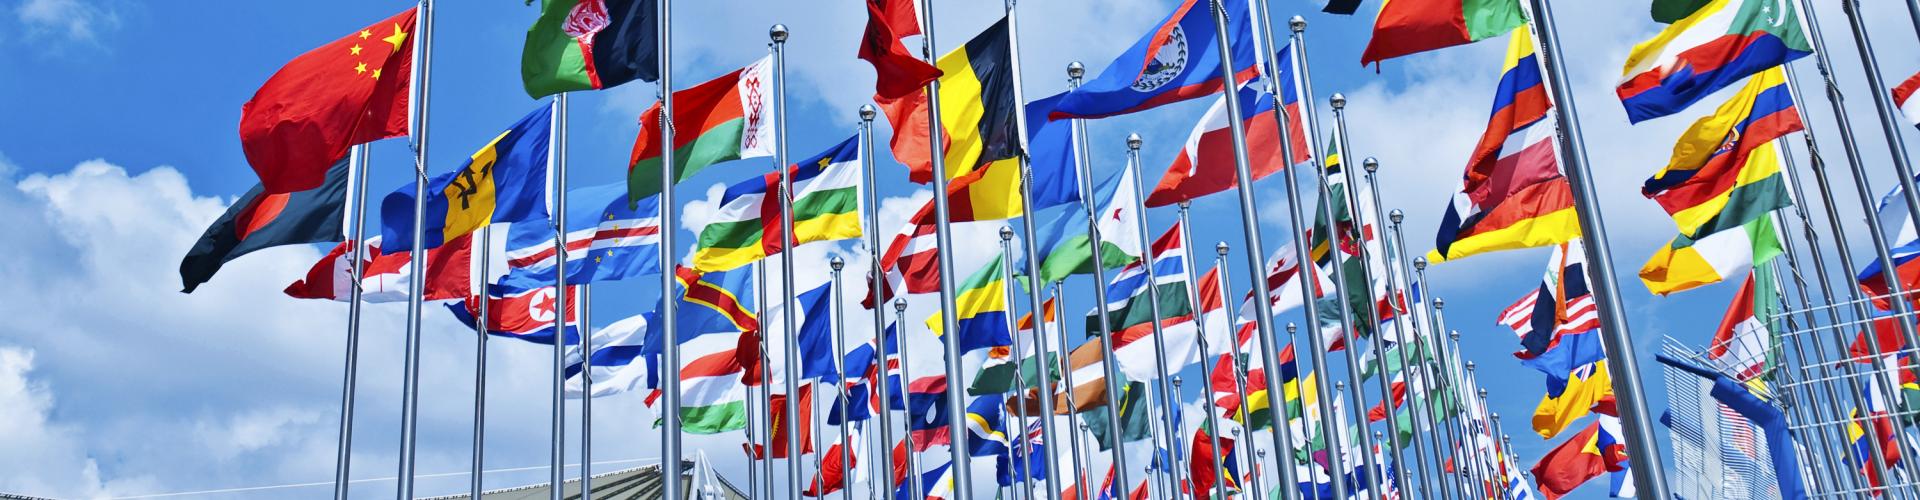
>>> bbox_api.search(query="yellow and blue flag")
[381,103,552,252]
[926,255,1014,353]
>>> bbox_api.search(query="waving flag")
[1897,70,1920,130]
[1499,240,1599,357]
[563,312,653,399]
[1145,82,1289,207]
[285,234,471,303]
[858,0,940,100]
[692,136,863,271]
[1025,93,1084,211]
[751,383,817,459]
[1532,363,1610,440]
[926,255,1015,354]
[496,184,661,292]
[757,281,839,385]
[1050,0,1257,120]
[1038,168,1142,284]
[627,56,775,200]
[880,17,1019,183]
[1530,415,1629,500]
[1359,0,1525,66]
[182,158,350,293]
[239,8,414,194]
[868,199,940,308]
[964,394,1012,457]
[1240,237,1335,321]
[1617,0,1812,123]
[803,424,864,496]
[447,285,580,345]
[521,0,657,97]
[1431,27,1579,263]
[1859,178,1920,307]
[1642,68,1799,237]
[1640,208,1783,295]
[1089,223,1193,382]
[1709,263,1778,381]
[381,104,552,252]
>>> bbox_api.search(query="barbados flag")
[1641,67,1799,238]
[1617,0,1812,123]
[927,255,1015,354]
[1050,0,1256,120]
[381,103,552,252]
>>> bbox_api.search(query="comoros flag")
[446,284,580,345]
[496,183,661,293]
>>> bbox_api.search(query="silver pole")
[1278,16,1349,500]
[1177,206,1234,500]
[1213,241,1269,500]
[910,4,977,492]
[1289,323,1324,500]
[1522,1,1671,494]
[857,104,900,500]
[548,92,571,500]
[894,298,925,500]
[1305,99,1382,500]
[756,262,776,497]
[768,23,806,500]
[998,228,1040,499]
[333,143,370,500]
[999,2,1065,495]
[1364,169,1435,500]
[470,223,491,500]
[1139,382,1168,500]
[1837,0,1920,242]
[1421,297,1471,499]
[1120,133,1190,489]
[578,284,593,500]
[1386,216,1454,500]
[396,0,434,496]
[1065,62,1132,493]
[829,257,854,500]
[656,0,684,497]
[1052,280,1091,498]
[1327,98,1404,495]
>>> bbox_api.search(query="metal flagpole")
[578,284,594,499]
[1836,0,1920,232]
[1139,383,1169,500]
[395,0,434,496]
[745,388,758,500]
[1120,134,1191,488]
[1326,98,1406,494]
[767,23,807,500]
[1521,1,1671,494]
[1065,62,1132,493]
[1208,240,1264,497]
[1362,182,1435,499]
[1170,376,1199,499]
[893,298,926,500]
[998,228,1040,499]
[999,3,1066,496]
[830,257,854,500]
[755,261,777,496]
[1421,295,1473,498]
[1176,206,1234,499]
[1384,213,1455,500]
[471,221,490,500]
[1302,99,1382,500]
[857,104,900,500]
[333,143,370,500]
[655,0,684,498]
[1273,16,1349,500]
[911,4,977,493]
[1051,280,1091,496]
[547,91,571,500]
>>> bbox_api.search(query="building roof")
[420,460,747,500]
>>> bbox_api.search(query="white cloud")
[0,346,123,498]
[14,0,117,45]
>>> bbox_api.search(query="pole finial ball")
[1286,322,1297,333]
[1067,61,1085,79]
[830,256,844,270]
[1363,157,1379,173]
[893,297,908,312]
[769,24,789,42]
[1330,93,1347,109]
[1413,257,1427,270]
[1389,209,1404,224]
[1433,297,1445,310]
[1290,16,1306,32]
[859,104,876,121]
[1215,241,1229,256]
[1000,226,1015,240]
[1127,133,1143,150]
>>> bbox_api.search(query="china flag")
[240,8,416,193]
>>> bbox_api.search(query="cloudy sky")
[2,0,1918,499]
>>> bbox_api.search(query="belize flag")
[495,183,662,293]
[1050,0,1257,120]
[1616,0,1813,123]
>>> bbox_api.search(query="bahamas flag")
[1641,68,1799,237]
[381,104,551,252]
[691,136,862,271]
[1617,0,1813,123]
[927,255,1015,354]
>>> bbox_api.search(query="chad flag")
[381,104,553,252]
[879,17,1019,184]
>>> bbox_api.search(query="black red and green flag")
[180,159,351,293]
[522,0,659,98]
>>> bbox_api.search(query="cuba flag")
[381,104,552,252]
[495,183,662,292]
[1050,0,1257,120]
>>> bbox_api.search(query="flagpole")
[1120,133,1191,490]
[1210,240,1266,500]
[1384,212,1454,500]
[893,297,926,499]
[1362,162,1436,500]
[1176,205,1234,499]
[1139,383,1169,500]
[830,256,854,500]
[857,104,900,500]
[470,222,491,500]
[546,90,572,500]
[1326,97,1405,495]
[910,4,977,492]
[395,0,435,496]
[1416,289,1474,498]
[333,143,370,500]
[1835,0,1920,235]
[1064,62,1133,494]
[999,3,1066,496]
[1285,324,1325,500]
[998,228,1040,498]
[1051,279,1091,497]
[1271,16,1349,500]
[1302,94,1382,500]
[1521,1,1671,494]
[756,261,777,496]
[767,23,808,500]
[578,284,594,499]
[655,0,684,498]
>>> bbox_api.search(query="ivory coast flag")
[1359,0,1527,66]
[1640,210,1783,295]
[691,136,863,271]
[626,56,775,202]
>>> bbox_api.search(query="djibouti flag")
[691,136,863,271]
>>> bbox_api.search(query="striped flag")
[495,183,661,292]
[1708,262,1778,381]
[564,312,652,399]
[1641,68,1799,238]
[692,136,862,272]
[1897,70,1920,130]
[285,233,472,303]
[1617,0,1813,123]
[1498,239,1600,357]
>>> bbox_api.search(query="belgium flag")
[880,17,1020,184]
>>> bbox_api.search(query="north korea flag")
[179,158,350,293]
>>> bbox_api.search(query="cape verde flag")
[496,183,661,293]
[1050,0,1257,120]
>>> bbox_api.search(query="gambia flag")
[1359,0,1527,66]
[522,0,658,98]
[626,56,776,201]
[691,136,862,272]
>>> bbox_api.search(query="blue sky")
[2,0,1918,499]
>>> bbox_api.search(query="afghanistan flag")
[1359,0,1526,66]
[180,158,350,293]
[690,136,862,272]
[239,7,414,194]
[627,56,776,201]
[522,0,658,98]
[879,17,1019,184]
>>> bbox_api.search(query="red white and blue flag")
[285,233,472,303]
[496,183,661,293]
[446,284,580,345]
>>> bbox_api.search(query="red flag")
[803,436,859,496]
[1529,419,1619,500]
[240,8,415,193]
[860,0,939,100]
[285,233,472,303]
[749,384,817,459]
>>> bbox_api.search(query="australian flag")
[495,183,661,293]
[1050,0,1256,120]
